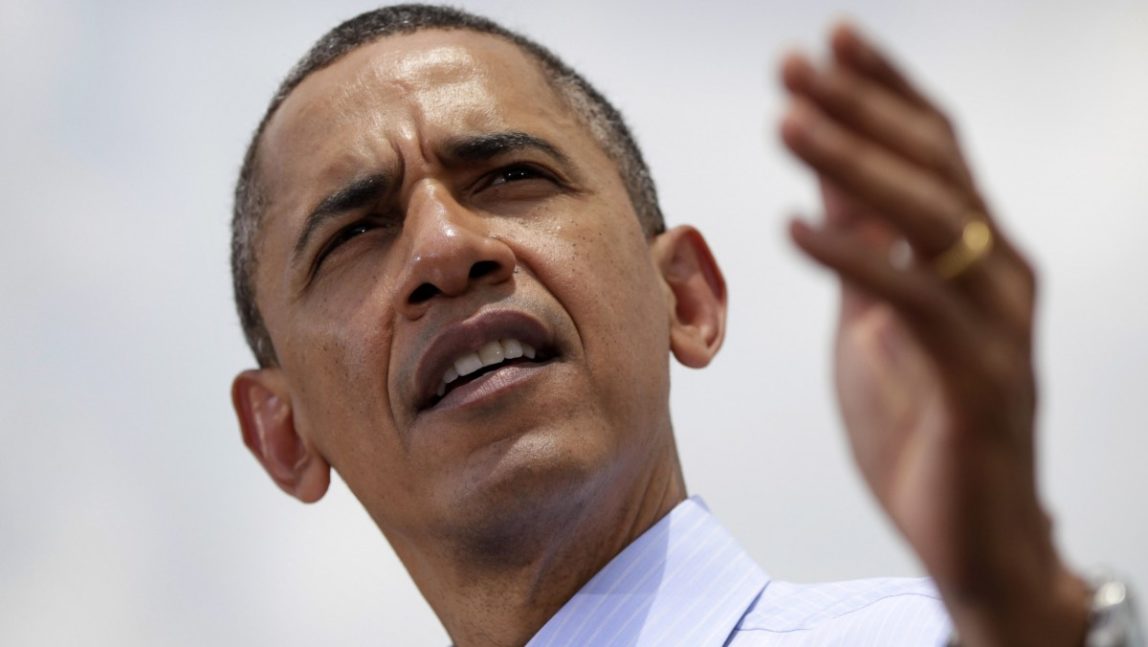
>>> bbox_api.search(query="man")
[228,5,1138,645]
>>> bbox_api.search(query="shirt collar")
[527,496,769,647]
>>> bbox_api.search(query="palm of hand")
[824,186,1042,596]
[835,287,964,578]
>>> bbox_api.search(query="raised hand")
[779,22,1090,646]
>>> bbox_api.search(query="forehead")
[257,29,577,200]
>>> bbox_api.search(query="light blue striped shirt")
[528,497,952,646]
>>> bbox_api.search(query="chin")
[432,424,618,563]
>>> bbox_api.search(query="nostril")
[409,282,439,305]
[469,260,501,280]
[406,260,507,307]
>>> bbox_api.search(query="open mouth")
[424,337,556,410]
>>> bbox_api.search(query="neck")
[391,438,687,647]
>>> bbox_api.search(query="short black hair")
[232,4,665,367]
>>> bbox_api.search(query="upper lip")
[411,309,555,412]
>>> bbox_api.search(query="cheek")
[567,206,666,332]
[281,274,404,468]
[516,201,671,409]
[297,255,400,378]
[287,321,426,521]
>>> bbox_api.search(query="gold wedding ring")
[933,219,993,280]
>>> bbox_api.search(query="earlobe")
[652,226,728,368]
[232,369,331,503]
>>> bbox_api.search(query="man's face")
[251,30,678,542]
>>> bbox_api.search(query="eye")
[315,221,378,267]
[486,163,554,188]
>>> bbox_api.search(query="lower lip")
[427,360,553,414]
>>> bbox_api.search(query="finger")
[828,23,984,202]
[790,217,1040,437]
[829,22,937,114]
[797,203,1034,343]
[817,181,912,320]
[818,178,901,239]
[781,52,978,197]
[789,217,983,369]
[781,97,967,255]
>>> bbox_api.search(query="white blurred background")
[1,0,1145,644]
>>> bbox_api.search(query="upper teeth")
[437,338,538,397]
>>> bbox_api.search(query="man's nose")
[394,182,516,320]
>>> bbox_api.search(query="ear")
[651,225,728,368]
[232,369,330,503]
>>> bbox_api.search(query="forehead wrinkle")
[270,34,576,185]
[373,43,506,134]
[387,42,478,79]
[265,31,575,175]
[305,44,508,174]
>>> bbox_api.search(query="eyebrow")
[290,131,569,266]
[292,173,391,263]
[442,130,569,166]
